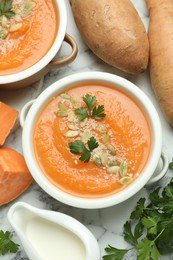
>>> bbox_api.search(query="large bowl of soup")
[21,72,167,208]
[0,0,77,89]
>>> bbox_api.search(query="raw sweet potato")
[146,0,173,125]
[0,147,33,206]
[0,102,18,146]
[70,0,149,74]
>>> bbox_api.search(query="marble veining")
[0,0,173,259]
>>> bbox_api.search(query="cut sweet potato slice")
[0,147,33,206]
[0,102,19,146]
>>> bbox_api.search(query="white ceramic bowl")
[21,72,168,209]
[0,0,78,90]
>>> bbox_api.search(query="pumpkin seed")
[60,93,70,100]
[107,166,120,174]
[68,111,76,121]
[65,130,79,138]
[96,123,107,133]
[0,29,8,39]
[108,160,117,167]
[82,129,91,143]
[70,96,78,106]
[1,16,8,27]
[57,110,67,117]
[80,117,88,127]
[102,133,110,143]
[100,152,108,166]
[119,176,132,185]
[68,124,79,130]
[93,154,102,166]
[9,23,23,32]
[22,1,36,17]
[107,144,116,155]
[57,103,67,117]
[119,160,128,176]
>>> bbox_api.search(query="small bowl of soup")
[20,72,168,208]
[0,0,77,89]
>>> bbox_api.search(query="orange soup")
[33,84,151,198]
[0,0,58,75]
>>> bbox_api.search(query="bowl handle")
[20,99,35,128]
[46,33,78,69]
[147,153,169,185]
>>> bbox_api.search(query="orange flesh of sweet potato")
[70,0,149,74]
[0,147,33,206]
[146,0,173,125]
[0,102,19,146]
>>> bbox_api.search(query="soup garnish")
[57,93,132,184]
[0,0,36,39]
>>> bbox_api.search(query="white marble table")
[0,0,173,259]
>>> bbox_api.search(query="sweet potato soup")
[33,84,151,198]
[0,0,58,75]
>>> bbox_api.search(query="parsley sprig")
[69,136,99,162]
[0,0,15,18]
[169,158,173,169]
[103,178,173,260]
[0,230,19,255]
[75,94,106,120]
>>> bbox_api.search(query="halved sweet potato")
[0,102,18,146]
[0,147,33,206]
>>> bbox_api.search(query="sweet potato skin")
[0,147,33,206]
[146,0,173,125]
[70,0,149,74]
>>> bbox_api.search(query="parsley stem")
[153,228,165,243]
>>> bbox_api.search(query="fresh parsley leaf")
[75,107,89,120]
[169,162,173,169]
[79,151,91,162]
[83,94,97,110]
[137,238,160,260]
[164,184,173,199]
[75,94,106,120]
[130,198,146,220]
[91,105,106,119]
[142,216,158,235]
[137,238,155,260]
[0,0,15,17]
[151,243,161,260]
[156,221,173,254]
[158,219,173,231]
[69,140,88,154]
[150,182,173,214]
[124,221,138,246]
[103,245,129,260]
[69,137,98,163]
[169,158,173,169]
[3,10,15,17]
[2,0,12,11]
[0,230,19,255]
[133,221,144,241]
[137,229,162,260]
[87,136,99,151]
